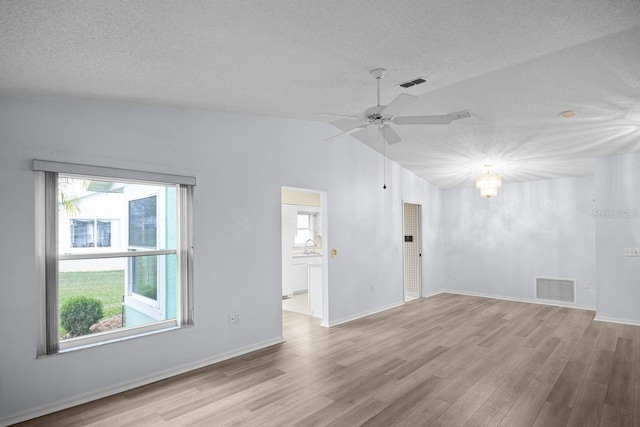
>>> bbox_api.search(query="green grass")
[59,270,125,336]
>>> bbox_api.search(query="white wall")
[0,94,442,423]
[594,153,640,324]
[441,176,596,308]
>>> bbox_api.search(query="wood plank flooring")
[15,293,640,426]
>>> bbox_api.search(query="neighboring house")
[58,180,177,327]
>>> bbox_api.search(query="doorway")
[281,187,326,322]
[403,202,422,302]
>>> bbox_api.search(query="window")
[70,219,113,247]
[294,213,315,246]
[129,196,157,247]
[35,160,195,354]
[124,191,171,319]
[128,195,159,306]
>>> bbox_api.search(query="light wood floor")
[16,293,640,426]
[283,292,311,316]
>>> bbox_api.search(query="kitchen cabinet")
[309,264,322,317]
[291,263,308,294]
[285,255,322,318]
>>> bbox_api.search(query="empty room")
[1,1,640,426]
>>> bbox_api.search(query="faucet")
[305,239,315,254]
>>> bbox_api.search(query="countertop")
[292,253,322,258]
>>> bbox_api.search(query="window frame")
[69,218,114,248]
[69,218,95,248]
[294,212,315,246]
[124,189,167,320]
[34,160,195,355]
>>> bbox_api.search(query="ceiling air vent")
[536,277,575,303]
[398,77,427,88]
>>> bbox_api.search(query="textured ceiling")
[1,0,639,188]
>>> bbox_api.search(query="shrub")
[60,296,104,336]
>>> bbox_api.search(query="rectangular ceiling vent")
[536,277,575,303]
[398,77,427,88]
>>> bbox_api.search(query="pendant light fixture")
[476,164,502,198]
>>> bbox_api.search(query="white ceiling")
[1,0,639,188]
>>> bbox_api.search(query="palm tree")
[58,177,86,216]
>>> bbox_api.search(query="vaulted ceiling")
[1,1,639,188]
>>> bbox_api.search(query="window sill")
[37,322,193,358]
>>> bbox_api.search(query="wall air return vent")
[398,77,426,88]
[536,277,575,303]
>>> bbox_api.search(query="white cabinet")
[287,255,323,318]
[291,255,321,295]
[291,263,308,294]
[309,264,322,317]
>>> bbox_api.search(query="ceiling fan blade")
[380,93,418,117]
[316,112,365,120]
[379,126,402,145]
[325,124,370,141]
[393,115,454,125]
[393,110,472,125]
[330,118,369,132]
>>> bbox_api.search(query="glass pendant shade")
[476,165,502,198]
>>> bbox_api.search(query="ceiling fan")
[322,68,471,145]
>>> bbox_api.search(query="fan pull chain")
[382,126,387,190]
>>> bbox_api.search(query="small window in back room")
[70,218,115,247]
[294,213,315,245]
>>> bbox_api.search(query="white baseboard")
[319,292,450,328]
[1,336,285,426]
[594,316,640,327]
[321,301,405,328]
[441,289,596,311]
[320,289,599,330]
[428,290,640,327]
[320,287,598,329]
[421,289,447,298]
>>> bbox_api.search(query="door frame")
[402,201,423,301]
[281,186,328,326]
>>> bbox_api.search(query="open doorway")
[281,188,326,321]
[403,202,422,302]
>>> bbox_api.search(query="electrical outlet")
[585,282,591,289]
[624,248,640,257]
[370,284,375,292]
